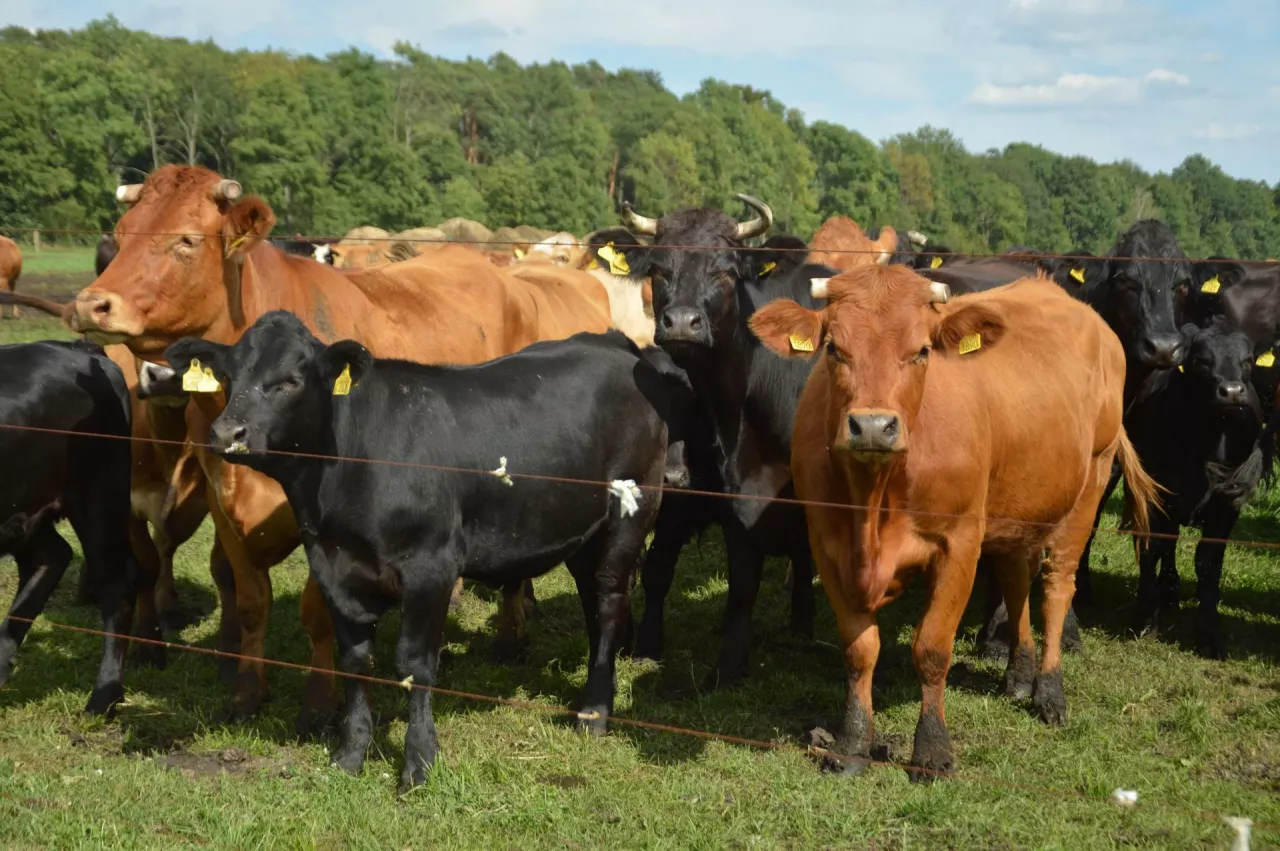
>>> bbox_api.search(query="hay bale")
[436,218,493,246]
[391,227,447,246]
[340,226,390,246]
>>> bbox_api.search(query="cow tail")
[0,291,68,318]
[1115,426,1163,550]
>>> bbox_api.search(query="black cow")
[609,194,822,687]
[1125,319,1266,657]
[1186,259,1280,416]
[94,235,118,276]
[269,237,338,263]
[0,339,142,715]
[164,313,671,791]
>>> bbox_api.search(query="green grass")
[1,311,1278,849]
[17,245,97,277]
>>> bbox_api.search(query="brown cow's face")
[71,166,275,355]
[750,266,1005,462]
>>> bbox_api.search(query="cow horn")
[212,179,243,201]
[907,230,928,247]
[928,282,951,304]
[116,185,143,205]
[732,193,773,241]
[621,201,659,236]
[810,278,831,299]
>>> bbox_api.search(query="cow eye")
[178,235,198,249]
[913,346,930,364]
[273,375,301,393]
[825,339,844,363]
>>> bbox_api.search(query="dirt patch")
[62,724,125,756]
[540,773,588,790]
[1200,742,1280,790]
[156,747,294,780]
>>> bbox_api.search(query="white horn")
[810,277,831,299]
[929,282,951,304]
[907,230,928,247]
[116,184,144,204]
[212,179,243,201]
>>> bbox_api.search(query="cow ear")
[321,340,374,392]
[871,226,898,265]
[222,195,276,260]
[751,235,808,280]
[748,299,825,359]
[933,303,1007,356]
[164,338,231,382]
[587,229,647,276]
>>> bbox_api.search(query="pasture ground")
[1,259,1278,849]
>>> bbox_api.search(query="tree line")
[2,17,1278,259]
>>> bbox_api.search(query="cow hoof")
[1062,609,1084,653]
[295,709,336,742]
[0,641,16,688]
[130,642,167,670]
[979,636,1010,661]
[227,688,265,723]
[909,711,953,783]
[906,757,953,784]
[84,683,124,717]
[398,764,430,794]
[573,706,609,738]
[331,748,366,776]
[1032,670,1067,726]
[823,749,872,776]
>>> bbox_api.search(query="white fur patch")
[810,278,830,299]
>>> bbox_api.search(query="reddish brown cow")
[65,165,613,729]
[0,235,21,319]
[807,217,898,271]
[750,266,1158,778]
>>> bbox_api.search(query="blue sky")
[7,0,1278,183]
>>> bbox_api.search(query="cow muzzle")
[843,408,906,457]
[136,362,189,406]
[656,306,712,348]
[1215,380,1249,408]
[1138,332,1185,369]
[209,418,252,456]
[70,291,141,343]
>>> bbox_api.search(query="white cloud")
[969,68,1189,107]
[1192,123,1262,141]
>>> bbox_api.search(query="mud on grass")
[1,320,1279,848]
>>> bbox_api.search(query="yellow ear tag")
[930,255,943,269]
[333,364,353,396]
[597,243,630,276]
[1178,365,1185,373]
[958,333,982,355]
[181,359,203,392]
[586,257,600,271]
[1070,267,1086,284]
[1256,350,1275,368]
[788,334,814,352]
[1201,275,1221,294]
[513,247,525,259]
[761,261,777,276]
[196,368,220,394]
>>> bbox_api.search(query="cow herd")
[1,165,1278,793]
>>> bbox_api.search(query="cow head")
[618,194,773,356]
[1035,248,1109,295]
[808,217,898,270]
[163,311,369,474]
[1178,319,1261,416]
[94,235,118,276]
[749,265,1003,460]
[1090,220,1189,370]
[71,165,274,355]
[1184,258,1248,327]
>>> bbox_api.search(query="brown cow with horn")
[749,265,1159,779]
[56,165,613,732]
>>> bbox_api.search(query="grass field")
[1,302,1278,849]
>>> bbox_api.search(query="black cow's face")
[1181,321,1259,414]
[164,311,370,471]
[1096,220,1190,370]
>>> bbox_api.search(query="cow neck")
[684,318,756,487]
[276,396,343,539]
[835,452,905,609]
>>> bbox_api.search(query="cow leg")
[629,503,695,662]
[296,574,339,739]
[828,608,880,775]
[1133,512,1176,639]
[977,556,1010,660]
[907,539,980,782]
[330,615,379,777]
[448,577,465,612]
[1192,500,1239,660]
[787,547,815,641]
[209,539,241,683]
[707,520,763,691]
[396,570,453,791]
[493,581,531,662]
[0,522,73,688]
[208,503,272,720]
[1157,547,1181,627]
[992,553,1036,701]
[125,516,166,669]
[522,580,539,619]
[1073,464,1120,609]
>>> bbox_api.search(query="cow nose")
[209,420,248,451]
[847,412,902,453]
[1216,380,1248,406]
[71,291,119,330]
[1139,333,1185,368]
[659,307,706,342]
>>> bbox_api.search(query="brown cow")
[65,165,612,730]
[0,235,21,319]
[749,266,1158,779]
[807,217,898,271]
